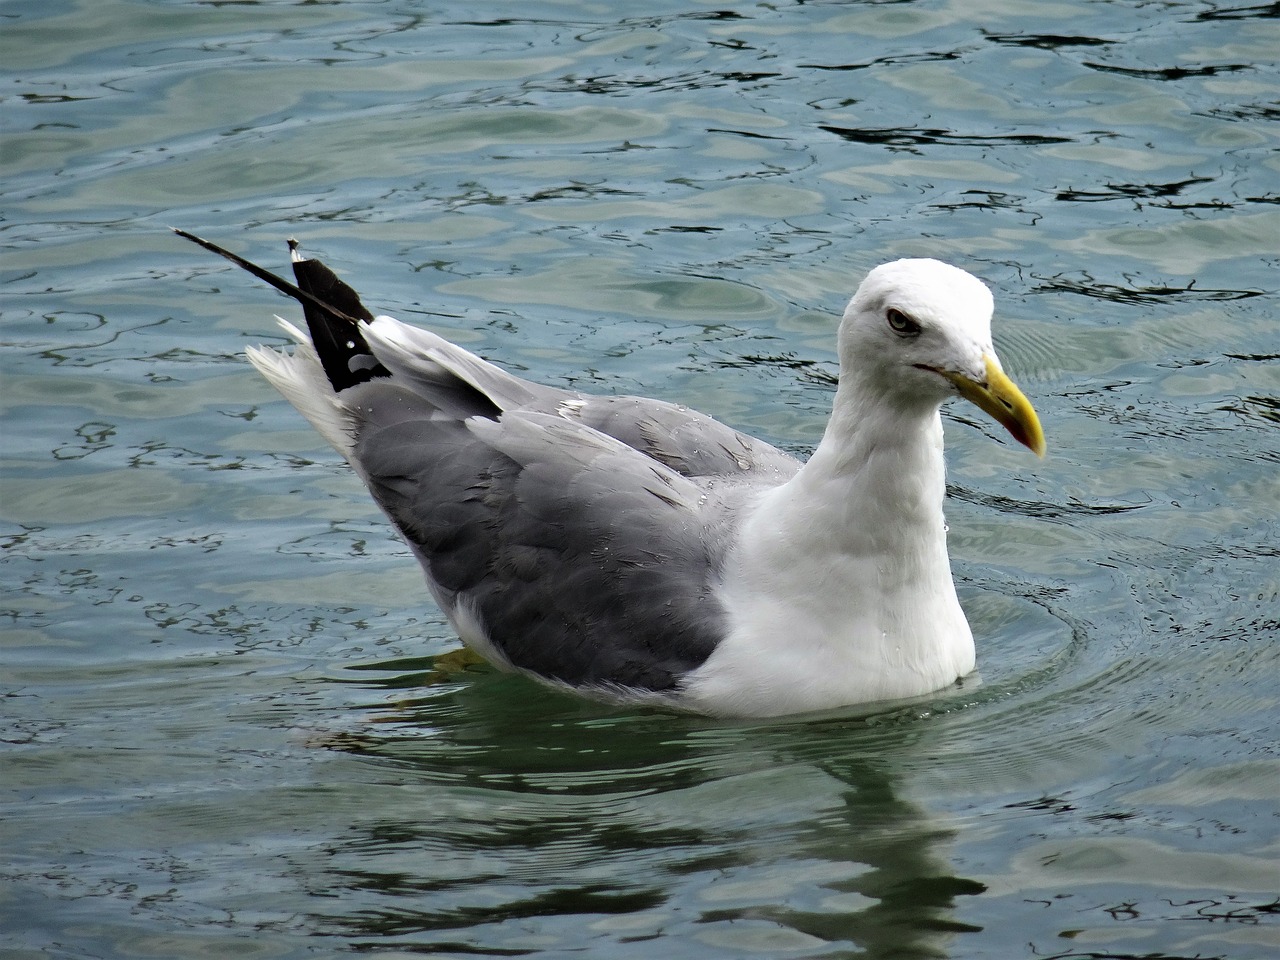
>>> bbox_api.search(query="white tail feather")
[245,318,356,460]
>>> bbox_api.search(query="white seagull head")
[838,258,1045,456]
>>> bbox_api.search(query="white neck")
[802,377,949,546]
[685,380,975,717]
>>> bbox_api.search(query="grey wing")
[556,394,803,484]
[344,379,746,691]
[363,319,803,483]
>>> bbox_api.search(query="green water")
[3,1,1277,957]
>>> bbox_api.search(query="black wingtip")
[175,228,391,392]
[289,245,389,391]
[172,228,368,327]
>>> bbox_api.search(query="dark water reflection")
[304,682,991,958]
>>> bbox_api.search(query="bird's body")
[178,231,1044,718]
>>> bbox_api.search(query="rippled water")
[3,1,1278,958]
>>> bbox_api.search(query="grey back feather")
[342,339,803,690]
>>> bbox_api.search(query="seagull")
[176,229,1044,718]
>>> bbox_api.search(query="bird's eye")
[886,308,921,337]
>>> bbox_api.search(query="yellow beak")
[942,354,1046,457]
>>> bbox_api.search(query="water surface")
[3,1,1278,958]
